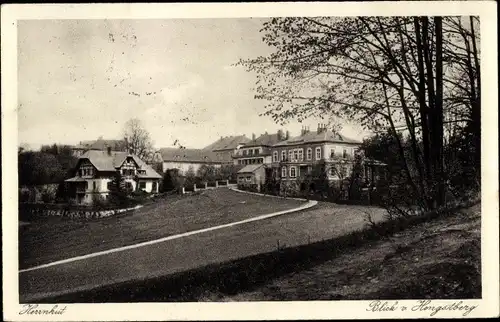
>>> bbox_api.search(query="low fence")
[19,203,143,221]
[180,180,237,194]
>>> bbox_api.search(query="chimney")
[107,146,112,155]
[277,129,284,141]
[252,133,256,140]
[285,130,290,140]
[317,123,327,134]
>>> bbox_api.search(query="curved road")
[19,200,387,302]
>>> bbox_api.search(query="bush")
[41,190,54,203]
[162,169,180,193]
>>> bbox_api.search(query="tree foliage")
[238,16,480,209]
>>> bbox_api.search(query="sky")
[18,18,367,151]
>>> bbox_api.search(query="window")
[93,182,97,190]
[273,151,278,162]
[298,149,304,161]
[293,150,299,162]
[281,150,286,161]
[238,160,242,165]
[249,149,253,156]
[289,166,297,178]
[330,167,337,176]
[289,150,293,162]
[315,147,322,160]
[307,166,313,174]
[152,182,158,192]
[254,148,259,155]
[139,182,146,189]
[307,148,312,160]
[107,182,112,191]
[281,166,287,178]
[86,181,90,190]
[330,148,336,159]
[343,149,348,158]
[243,150,248,156]
[246,176,252,182]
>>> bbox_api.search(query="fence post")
[215,181,219,188]
[204,182,208,189]
[226,180,229,185]
[181,187,185,195]
[193,185,197,192]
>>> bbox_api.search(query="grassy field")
[19,188,305,269]
[208,203,481,301]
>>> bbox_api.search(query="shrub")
[162,169,180,192]
[41,190,54,203]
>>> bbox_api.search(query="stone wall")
[19,203,143,221]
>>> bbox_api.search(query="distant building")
[232,130,288,166]
[157,148,232,174]
[202,135,251,163]
[71,137,127,157]
[269,124,386,192]
[237,164,266,191]
[64,148,161,205]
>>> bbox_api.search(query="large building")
[71,137,128,157]
[65,149,162,205]
[267,124,386,192]
[202,135,251,163]
[232,130,289,166]
[157,148,232,174]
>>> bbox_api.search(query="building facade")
[65,149,162,205]
[158,148,231,174]
[202,135,251,164]
[268,124,386,193]
[232,130,288,166]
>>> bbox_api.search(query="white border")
[2,1,498,320]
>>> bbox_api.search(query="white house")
[65,148,162,205]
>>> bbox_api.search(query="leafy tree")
[184,166,197,187]
[197,164,217,182]
[217,164,243,181]
[162,169,180,192]
[18,151,66,186]
[108,171,132,206]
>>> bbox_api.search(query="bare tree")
[123,118,154,162]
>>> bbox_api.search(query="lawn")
[19,188,306,269]
[209,203,481,301]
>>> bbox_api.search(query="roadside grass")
[19,188,305,269]
[218,202,481,301]
[34,201,479,303]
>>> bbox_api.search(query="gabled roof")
[272,130,361,147]
[158,148,230,163]
[237,164,264,174]
[72,150,161,179]
[244,133,283,148]
[202,135,251,151]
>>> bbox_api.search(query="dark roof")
[244,133,283,147]
[158,148,230,163]
[74,139,127,151]
[272,130,361,147]
[237,164,264,173]
[72,150,161,179]
[202,135,251,151]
